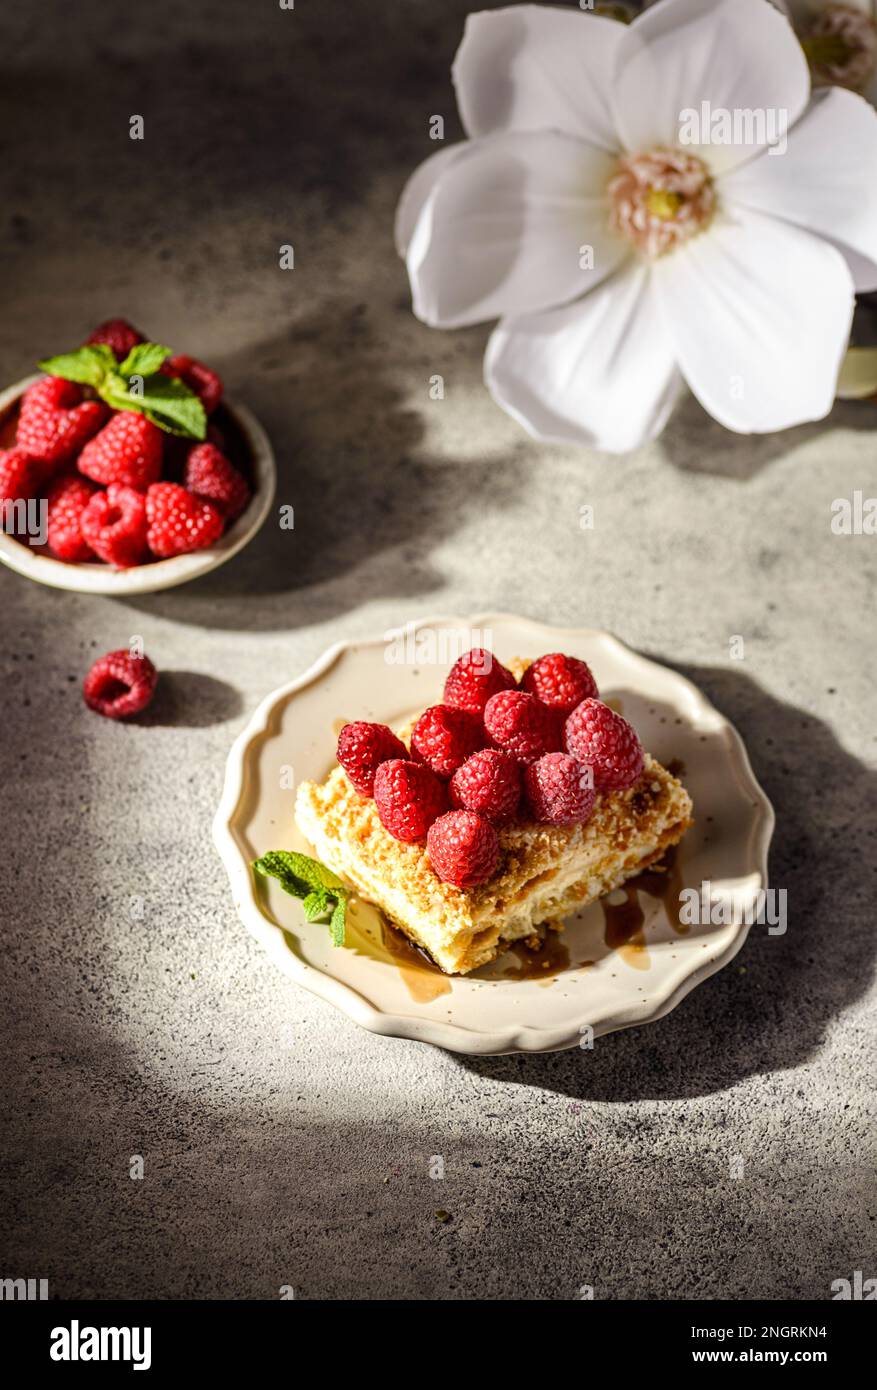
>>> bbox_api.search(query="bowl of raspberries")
[0,318,276,593]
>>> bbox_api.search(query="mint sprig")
[38,341,207,441]
[253,851,350,947]
[37,344,117,387]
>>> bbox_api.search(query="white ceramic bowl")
[0,374,276,594]
[213,614,775,1055]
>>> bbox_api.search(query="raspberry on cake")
[522,652,598,715]
[564,698,644,791]
[294,650,693,976]
[373,759,447,843]
[483,689,562,765]
[443,647,516,714]
[337,721,409,796]
[427,810,499,889]
[524,752,596,826]
[449,748,521,823]
[410,704,484,779]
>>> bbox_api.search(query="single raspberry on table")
[524,752,596,826]
[410,704,484,780]
[77,411,163,491]
[46,474,99,562]
[483,689,562,765]
[80,484,149,568]
[443,647,517,715]
[449,748,521,824]
[0,447,41,503]
[563,698,644,792]
[85,319,144,360]
[161,354,223,415]
[184,442,250,520]
[426,810,499,889]
[17,377,107,467]
[83,650,158,719]
[373,758,447,843]
[145,482,224,558]
[337,721,409,796]
[522,652,598,717]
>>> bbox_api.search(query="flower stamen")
[800,3,877,92]
[608,149,716,258]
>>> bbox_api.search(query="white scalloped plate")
[213,615,774,1055]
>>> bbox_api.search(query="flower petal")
[395,142,470,257]
[484,263,682,452]
[653,206,855,432]
[452,5,623,150]
[614,0,810,174]
[406,131,627,329]
[721,87,877,291]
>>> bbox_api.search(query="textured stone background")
[1,0,875,1300]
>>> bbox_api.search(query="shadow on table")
[658,392,877,481]
[458,663,876,1101]
[120,309,515,633]
[134,670,243,727]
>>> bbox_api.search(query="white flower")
[396,0,877,451]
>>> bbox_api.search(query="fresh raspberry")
[83,649,158,719]
[46,474,99,561]
[522,652,599,717]
[80,484,149,568]
[449,748,521,824]
[77,411,163,491]
[410,704,484,780]
[85,319,144,360]
[161,354,223,415]
[337,721,409,796]
[524,752,596,826]
[373,759,447,843]
[17,377,107,467]
[183,442,250,520]
[0,447,40,503]
[483,689,562,765]
[443,647,517,715]
[563,698,645,792]
[145,482,224,558]
[426,810,499,889]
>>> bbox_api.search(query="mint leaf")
[253,851,349,946]
[103,371,207,440]
[329,897,347,948]
[302,889,332,922]
[36,339,206,440]
[38,344,117,387]
[259,850,346,895]
[119,343,172,377]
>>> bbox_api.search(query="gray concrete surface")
[1,0,875,1300]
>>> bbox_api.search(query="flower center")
[800,3,877,91]
[593,2,635,21]
[607,148,716,258]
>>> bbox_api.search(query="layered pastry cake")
[293,649,693,976]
